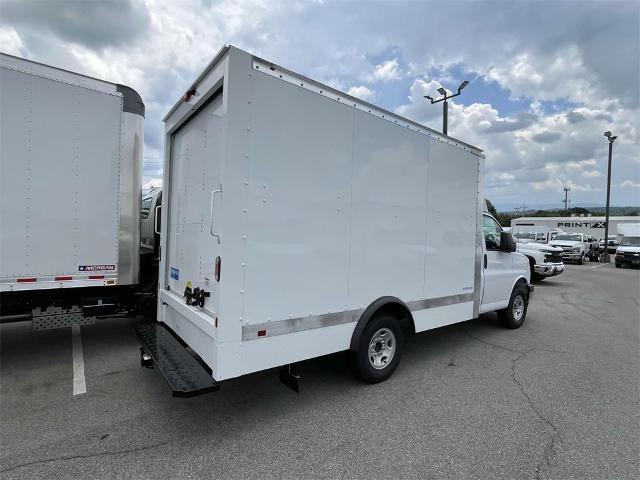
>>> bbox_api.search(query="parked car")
[549,233,591,264]
[516,240,564,280]
[599,235,619,253]
[615,237,640,268]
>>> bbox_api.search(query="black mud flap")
[279,363,301,393]
[136,323,219,397]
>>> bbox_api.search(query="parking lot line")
[72,325,87,396]
[590,263,608,269]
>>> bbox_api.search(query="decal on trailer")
[79,264,116,272]
[170,267,180,280]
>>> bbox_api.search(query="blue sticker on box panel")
[170,267,179,280]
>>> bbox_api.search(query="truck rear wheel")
[351,313,403,383]
[498,282,528,329]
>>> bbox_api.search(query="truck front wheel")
[351,313,404,383]
[498,282,529,329]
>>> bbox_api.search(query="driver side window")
[483,215,503,250]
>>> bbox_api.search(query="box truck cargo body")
[141,46,531,395]
[0,53,146,326]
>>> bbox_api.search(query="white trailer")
[138,46,532,396]
[0,53,147,327]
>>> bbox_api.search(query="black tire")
[577,254,584,265]
[615,263,621,268]
[498,282,529,329]
[351,312,404,384]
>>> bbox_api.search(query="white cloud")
[347,85,375,101]
[371,58,402,82]
[395,77,639,206]
[0,26,25,56]
[621,180,640,188]
[2,0,638,206]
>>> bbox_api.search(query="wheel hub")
[368,328,396,370]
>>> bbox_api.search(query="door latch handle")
[209,186,222,243]
[484,254,488,269]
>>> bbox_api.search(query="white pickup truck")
[516,241,564,280]
[548,233,592,264]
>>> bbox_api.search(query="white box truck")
[138,46,533,396]
[0,53,152,328]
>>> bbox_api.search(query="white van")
[615,224,640,268]
[138,46,532,396]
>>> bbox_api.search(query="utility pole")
[563,187,570,211]
[424,80,469,136]
[602,131,617,262]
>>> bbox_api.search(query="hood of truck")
[549,240,581,248]
[517,242,563,253]
[616,246,640,254]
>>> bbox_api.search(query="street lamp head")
[424,95,434,102]
[604,131,612,138]
[458,80,469,92]
[437,87,447,96]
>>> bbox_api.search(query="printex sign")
[556,221,606,228]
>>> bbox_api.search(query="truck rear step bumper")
[136,323,219,397]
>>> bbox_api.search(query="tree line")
[485,200,639,227]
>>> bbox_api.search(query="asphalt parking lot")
[1,263,638,480]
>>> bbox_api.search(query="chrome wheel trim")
[513,295,525,321]
[367,328,396,370]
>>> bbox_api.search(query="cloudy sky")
[1,0,638,209]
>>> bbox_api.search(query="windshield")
[619,236,640,246]
[554,234,582,241]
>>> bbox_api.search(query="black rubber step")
[136,323,219,397]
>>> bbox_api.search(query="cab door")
[481,214,512,311]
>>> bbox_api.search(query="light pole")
[602,131,617,262]
[425,80,469,135]
[563,187,570,211]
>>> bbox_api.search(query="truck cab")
[549,232,590,264]
[480,213,533,317]
[515,238,564,281]
[615,237,640,268]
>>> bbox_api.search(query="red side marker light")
[183,88,197,102]
[89,275,104,280]
[257,329,267,337]
[17,277,37,283]
[55,276,72,281]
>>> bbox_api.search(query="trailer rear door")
[165,92,224,317]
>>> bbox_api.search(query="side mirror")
[500,231,517,252]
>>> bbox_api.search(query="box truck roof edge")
[0,51,145,117]
[164,45,483,157]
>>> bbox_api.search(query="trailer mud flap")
[136,323,219,397]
